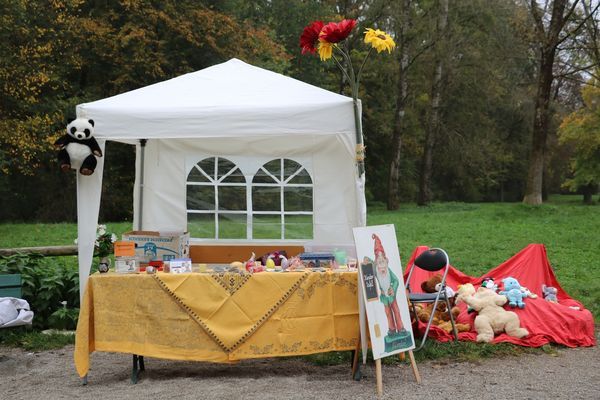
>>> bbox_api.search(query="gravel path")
[1,337,599,400]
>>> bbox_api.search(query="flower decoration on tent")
[364,28,396,53]
[299,19,396,176]
[300,20,324,54]
[94,224,117,258]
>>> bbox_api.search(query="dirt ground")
[1,336,599,400]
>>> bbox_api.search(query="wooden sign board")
[353,224,419,394]
[353,224,415,359]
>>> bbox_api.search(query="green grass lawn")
[0,195,597,355]
[0,195,598,318]
[368,195,600,319]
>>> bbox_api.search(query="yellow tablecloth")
[74,271,359,378]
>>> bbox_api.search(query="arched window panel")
[251,158,314,240]
[187,157,247,240]
[252,168,277,184]
[217,158,245,183]
[219,213,246,239]
[288,168,312,184]
[283,159,303,181]
[188,213,215,239]
[222,168,245,183]
[187,186,215,211]
[188,157,313,241]
[284,215,312,239]
[263,159,281,178]
[218,186,246,211]
[187,166,210,183]
[253,214,282,239]
[252,186,281,211]
[198,158,215,179]
[284,187,313,211]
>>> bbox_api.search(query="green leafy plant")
[49,302,79,330]
[94,224,117,258]
[0,253,79,329]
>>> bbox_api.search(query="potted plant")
[94,225,116,272]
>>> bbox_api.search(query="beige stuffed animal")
[456,283,529,343]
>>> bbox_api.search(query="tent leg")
[131,354,144,384]
[137,139,147,230]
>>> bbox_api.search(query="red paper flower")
[300,20,324,54]
[319,19,356,43]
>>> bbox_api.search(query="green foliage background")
[0,0,596,223]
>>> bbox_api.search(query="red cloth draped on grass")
[403,244,596,347]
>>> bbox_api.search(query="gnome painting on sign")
[372,233,407,340]
[354,225,415,359]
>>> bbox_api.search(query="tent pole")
[138,139,147,230]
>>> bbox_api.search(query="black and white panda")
[54,118,102,175]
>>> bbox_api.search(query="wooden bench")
[189,245,305,263]
[0,274,22,298]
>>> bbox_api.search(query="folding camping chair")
[405,248,458,350]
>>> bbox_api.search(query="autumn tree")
[522,0,600,205]
[558,82,600,203]
[418,0,448,206]
[0,0,289,221]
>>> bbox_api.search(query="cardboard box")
[122,231,190,262]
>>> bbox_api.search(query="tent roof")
[77,58,356,141]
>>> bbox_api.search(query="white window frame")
[186,157,313,241]
[186,156,247,240]
[252,158,313,240]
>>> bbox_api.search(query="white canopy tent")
[74,58,367,297]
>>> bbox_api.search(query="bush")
[0,253,79,329]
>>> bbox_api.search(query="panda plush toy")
[54,118,102,175]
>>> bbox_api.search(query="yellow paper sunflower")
[364,28,395,53]
[318,40,334,61]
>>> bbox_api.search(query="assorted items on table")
[108,230,358,275]
[74,263,360,379]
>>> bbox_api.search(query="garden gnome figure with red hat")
[372,233,406,339]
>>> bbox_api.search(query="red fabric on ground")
[403,244,596,347]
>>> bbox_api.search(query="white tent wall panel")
[132,134,361,250]
[75,59,367,298]
[76,140,106,303]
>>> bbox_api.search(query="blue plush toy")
[500,277,526,309]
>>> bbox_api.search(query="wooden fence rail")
[0,245,78,257]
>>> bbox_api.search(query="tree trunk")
[582,183,597,205]
[523,48,555,205]
[418,0,448,206]
[523,0,568,205]
[387,0,411,210]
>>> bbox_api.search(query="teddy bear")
[456,283,529,343]
[499,277,527,308]
[542,284,558,303]
[414,274,470,334]
[54,118,102,175]
[414,302,471,334]
[420,274,458,306]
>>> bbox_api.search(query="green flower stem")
[333,45,365,177]
[331,53,353,87]
[356,47,375,88]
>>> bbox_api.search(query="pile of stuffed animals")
[413,275,471,334]
[412,274,560,343]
